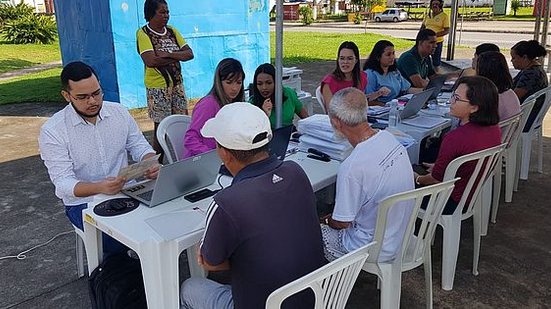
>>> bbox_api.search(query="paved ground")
[1,28,551,308]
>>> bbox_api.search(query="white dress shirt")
[39,101,154,206]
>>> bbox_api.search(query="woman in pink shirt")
[320,41,367,111]
[183,58,245,158]
[476,51,521,121]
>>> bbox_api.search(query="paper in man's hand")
[118,154,160,181]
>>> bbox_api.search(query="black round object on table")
[93,198,140,216]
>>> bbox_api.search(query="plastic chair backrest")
[156,114,191,164]
[442,143,507,216]
[498,114,521,148]
[365,179,458,266]
[265,242,374,309]
[518,98,536,131]
[315,86,327,114]
[524,85,551,132]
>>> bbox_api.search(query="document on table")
[118,154,160,181]
[401,115,449,128]
[145,209,206,240]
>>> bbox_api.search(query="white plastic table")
[82,151,340,309]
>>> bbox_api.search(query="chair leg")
[520,133,532,180]
[481,179,492,236]
[423,248,433,309]
[76,233,85,278]
[504,146,516,203]
[441,215,461,291]
[472,198,482,276]
[379,265,402,309]
[537,129,543,174]
[514,142,521,191]
[491,160,503,223]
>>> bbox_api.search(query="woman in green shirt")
[250,63,308,128]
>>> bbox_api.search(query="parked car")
[374,9,408,22]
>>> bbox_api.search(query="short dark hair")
[218,143,269,163]
[455,76,499,126]
[511,40,547,60]
[332,41,362,88]
[415,29,436,46]
[144,0,167,22]
[60,61,97,91]
[476,51,513,93]
[475,43,499,56]
[363,40,397,74]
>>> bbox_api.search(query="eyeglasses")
[338,56,356,63]
[450,93,470,103]
[68,89,103,103]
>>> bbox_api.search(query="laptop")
[122,150,221,207]
[425,75,447,99]
[375,88,434,121]
[268,125,294,160]
[441,69,466,92]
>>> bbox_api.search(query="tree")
[510,0,521,16]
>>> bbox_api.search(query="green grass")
[0,67,62,105]
[0,40,61,74]
[270,31,413,66]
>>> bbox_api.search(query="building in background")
[1,0,55,13]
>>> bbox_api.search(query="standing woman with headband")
[510,40,548,131]
[421,0,449,73]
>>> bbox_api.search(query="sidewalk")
[274,19,537,34]
[0,61,62,82]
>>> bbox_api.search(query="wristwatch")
[415,175,422,185]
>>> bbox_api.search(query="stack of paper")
[368,106,391,116]
[296,115,353,161]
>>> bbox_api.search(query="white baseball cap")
[201,102,272,151]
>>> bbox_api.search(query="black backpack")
[88,253,147,309]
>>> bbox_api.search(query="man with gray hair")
[321,87,414,262]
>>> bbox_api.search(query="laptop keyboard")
[137,190,154,201]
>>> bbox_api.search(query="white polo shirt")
[332,130,414,261]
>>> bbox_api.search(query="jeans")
[65,204,128,257]
[180,278,233,309]
[432,41,443,67]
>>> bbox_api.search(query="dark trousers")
[65,204,128,258]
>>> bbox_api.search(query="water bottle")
[388,99,400,128]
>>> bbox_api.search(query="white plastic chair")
[513,98,537,191]
[519,85,551,180]
[362,179,458,309]
[73,225,86,278]
[315,86,327,114]
[480,114,521,230]
[428,143,506,291]
[265,242,374,309]
[156,114,191,164]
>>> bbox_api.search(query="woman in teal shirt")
[363,40,421,104]
[250,63,309,128]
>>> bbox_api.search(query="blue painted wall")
[54,0,269,108]
[54,0,120,102]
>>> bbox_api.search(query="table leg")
[83,218,102,275]
[187,243,207,277]
[139,241,180,309]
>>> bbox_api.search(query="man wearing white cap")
[180,103,326,309]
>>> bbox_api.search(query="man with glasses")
[39,61,158,255]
